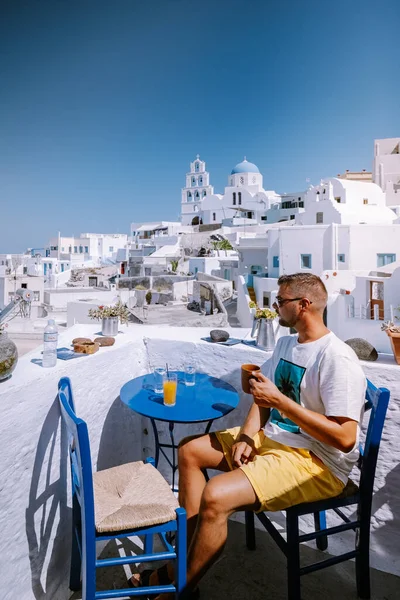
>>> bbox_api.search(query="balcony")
[1,324,400,598]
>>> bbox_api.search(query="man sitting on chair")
[137,272,366,599]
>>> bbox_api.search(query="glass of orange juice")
[163,373,178,407]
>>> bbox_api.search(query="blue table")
[120,371,239,491]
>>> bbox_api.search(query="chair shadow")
[25,397,71,599]
[97,396,143,471]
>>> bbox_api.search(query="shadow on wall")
[97,396,144,471]
[366,462,400,558]
[25,398,71,599]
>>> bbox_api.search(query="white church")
[180,156,305,226]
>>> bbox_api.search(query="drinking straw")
[166,362,169,376]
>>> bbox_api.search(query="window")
[199,176,203,185]
[85,246,89,253]
[233,192,236,205]
[252,176,257,183]
[335,197,341,203]
[263,294,270,307]
[377,253,396,267]
[33,291,40,301]
[202,190,206,197]
[363,198,368,205]
[74,246,77,253]
[301,254,312,269]
[21,283,27,289]
[338,254,345,263]
[187,191,192,201]
[247,212,253,219]
[69,246,72,253]
[298,197,301,201]
[299,201,304,207]
[79,246,83,253]
[61,247,64,252]
[273,256,279,268]
[238,192,242,205]
[290,215,295,220]
[23,266,28,274]
[240,177,244,184]
[195,162,199,172]
[212,213,216,221]
[109,246,114,252]
[192,177,196,186]
[316,212,323,224]
[261,216,267,221]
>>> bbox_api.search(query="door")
[369,281,384,320]
[88,277,97,287]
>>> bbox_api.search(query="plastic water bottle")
[42,319,58,368]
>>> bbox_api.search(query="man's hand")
[249,372,286,410]
[231,433,256,468]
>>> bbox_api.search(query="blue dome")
[231,159,260,175]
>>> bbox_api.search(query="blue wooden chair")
[245,380,390,600]
[58,377,187,600]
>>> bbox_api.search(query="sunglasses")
[273,297,312,308]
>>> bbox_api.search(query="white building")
[299,178,395,226]
[181,156,214,226]
[130,222,189,249]
[48,233,128,265]
[373,137,400,208]
[180,156,306,227]
[0,271,45,315]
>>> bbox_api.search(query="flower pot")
[102,317,118,336]
[387,331,400,365]
[251,318,276,351]
[0,332,18,382]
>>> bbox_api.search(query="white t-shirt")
[261,332,366,484]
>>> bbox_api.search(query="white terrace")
[1,324,400,599]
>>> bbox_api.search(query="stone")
[345,338,378,362]
[94,337,115,347]
[187,301,201,312]
[210,329,230,343]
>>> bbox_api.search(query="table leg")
[149,419,215,492]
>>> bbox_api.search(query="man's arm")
[231,402,270,468]
[250,373,357,453]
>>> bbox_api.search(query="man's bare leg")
[133,433,229,588]
[178,433,230,545]
[155,468,259,599]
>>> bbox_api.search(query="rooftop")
[1,324,399,598]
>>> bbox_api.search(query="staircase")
[248,286,256,303]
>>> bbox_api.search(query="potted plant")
[0,322,18,382]
[248,302,278,351]
[88,301,130,336]
[381,320,400,365]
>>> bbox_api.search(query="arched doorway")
[191,216,203,226]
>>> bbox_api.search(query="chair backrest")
[58,377,96,538]
[358,380,390,500]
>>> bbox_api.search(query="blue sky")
[1,0,399,253]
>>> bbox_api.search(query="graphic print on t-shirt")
[270,358,306,433]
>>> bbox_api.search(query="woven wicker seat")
[93,461,179,533]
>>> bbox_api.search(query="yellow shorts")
[215,427,344,512]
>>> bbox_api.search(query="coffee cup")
[241,364,261,394]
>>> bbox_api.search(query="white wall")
[347,225,400,270]
[236,275,254,326]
